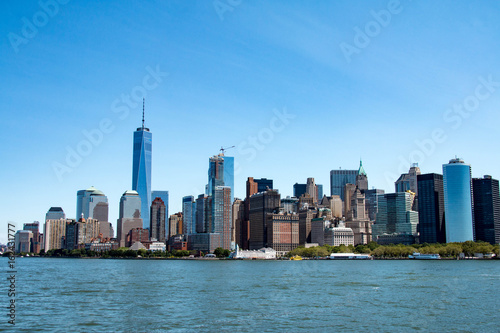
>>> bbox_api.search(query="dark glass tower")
[417,173,446,244]
[473,175,500,244]
[132,101,152,229]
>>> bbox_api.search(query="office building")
[152,190,169,236]
[443,158,474,243]
[298,207,318,245]
[132,103,152,229]
[23,222,41,253]
[195,194,208,233]
[45,207,65,221]
[311,219,354,247]
[248,189,281,249]
[168,213,183,238]
[473,175,500,244]
[355,160,368,191]
[76,186,109,222]
[364,189,385,221]
[14,230,32,253]
[232,198,245,248]
[282,196,299,213]
[150,197,166,242]
[395,164,421,195]
[267,212,299,255]
[293,183,307,198]
[373,192,419,244]
[417,173,445,244]
[44,218,73,251]
[117,190,143,247]
[330,168,357,202]
[212,186,232,249]
[223,156,235,203]
[66,218,100,250]
[182,196,196,235]
[127,228,150,248]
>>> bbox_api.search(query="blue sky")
[2,0,500,243]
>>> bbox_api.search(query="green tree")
[213,247,230,258]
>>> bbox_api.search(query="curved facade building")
[443,158,474,242]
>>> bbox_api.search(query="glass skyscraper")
[132,113,152,230]
[182,196,197,234]
[76,186,108,222]
[330,169,357,202]
[443,158,474,243]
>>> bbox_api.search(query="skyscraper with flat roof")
[132,101,152,230]
[472,175,500,244]
[330,169,357,202]
[443,158,474,243]
[182,196,196,234]
[417,173,445,244]
[152,190,169,237]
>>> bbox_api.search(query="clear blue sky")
[2,0,500,243]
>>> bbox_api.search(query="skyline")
[2,1,500,243]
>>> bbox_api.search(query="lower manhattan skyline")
[2,0,500,245]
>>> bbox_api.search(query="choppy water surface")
[5,258,499,332]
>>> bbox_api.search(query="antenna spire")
[142,98,145,130]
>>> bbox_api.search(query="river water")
[3,258,499,332]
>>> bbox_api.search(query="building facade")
[117,190,143,247]
[248,189,281,249]
[150,197,166,242]
[266,212,299,255]
[76,186,108,222]
[132,109,152,230]
[443,158,474,243]
[473,175,500,244]
[417,173,445,244]
[330,169,357,202]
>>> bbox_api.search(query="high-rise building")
[293,183,307,198]
[208,155,225,196]
[44,218,72,251]
[117,190,143,247]
[330,169,357,202]
[212,186,232,249]
[182,196,196,235]
[132,102,152,230]
[417,173,445,244]
[127,228,150,247]
[150,197,166,242]
[317,185,323,201]
[45,207,65,221]
[298,207,318,245]
[364,189,385,221]
[443,158,474,243]
[267,212,299,254]
[152,190,169,236]
[168,213,183,238]
[306,178,318,203]
[232,198,245,248]
[282,196,299,213]
[249,189,281,249]
[223,156,235,203]
[195,194,208,233]
[395,164,421,195]
[372,192,419,244]
[65,218,99,250]
[355,160,368,191]
[14,230,32,253]
[472,175,500,244]
[23,222,41,253]
[76,186,109,222]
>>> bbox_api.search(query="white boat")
[329,253,372,260]
[408,252,440,259]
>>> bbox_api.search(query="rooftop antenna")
[142,98,145,130]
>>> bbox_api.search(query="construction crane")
[220,146,235,156]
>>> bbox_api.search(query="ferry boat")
[408,252,441,260]
[329,253,372,260]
